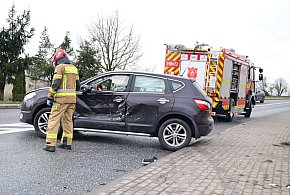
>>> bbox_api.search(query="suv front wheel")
[158,118,192,151]
[33,107,63,138]
[34,107,51,138]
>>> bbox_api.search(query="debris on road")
[268,183,279,187]
[142,157,158,166]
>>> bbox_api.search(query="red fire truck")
[164,43,263,121]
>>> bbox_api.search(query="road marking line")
[0,125,33,128]
[256,102,290,107]
[0,128,34,135]
[0,123,33,127]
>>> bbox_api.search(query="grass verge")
[0,101,21,104]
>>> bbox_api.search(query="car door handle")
[113,97,124,103]
[157,98,170,104]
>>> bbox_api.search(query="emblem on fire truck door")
[187,67,198,79]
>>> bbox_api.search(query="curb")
[0,104,20,109]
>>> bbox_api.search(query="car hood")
[26,87,49,94]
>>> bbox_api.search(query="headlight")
[24,92,36,101]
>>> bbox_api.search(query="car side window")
[88,75,129,92]
[133,75,166,93]
[171,80,184,91]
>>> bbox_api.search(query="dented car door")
[75,74,131,131]
[125,74,174,133]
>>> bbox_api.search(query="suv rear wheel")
[158,118,192,151]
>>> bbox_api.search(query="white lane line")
[0,126,33,129]
[256,101,290,107]
[0,128,27,131]
[0,128,34,135]
[0,123,33,127]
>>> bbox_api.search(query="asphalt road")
[0,108,21,124]
[0,99,290,194]
[211,99,290,135]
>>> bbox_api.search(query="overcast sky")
[1,0,290,87]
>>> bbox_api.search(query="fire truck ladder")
[206,59,218,94]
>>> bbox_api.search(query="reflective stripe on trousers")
[45,103,76,146]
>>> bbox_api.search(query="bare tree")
[88,11,142,72]
[256,76,268,96]
[273,78,288,96]
[267,84,275,96]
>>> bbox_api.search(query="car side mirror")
[259,74,263,81]
[81,85,92,93]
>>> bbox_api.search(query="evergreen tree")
[12,57,31,101]
[0,4,34,100]
[29,26,55,83]
[59,31,74,56]
[75,39,101,81]
[0,28,8,100]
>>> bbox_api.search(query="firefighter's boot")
[43,145,56,152]
[58,138,72,150]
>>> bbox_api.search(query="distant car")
[255,88,265,103]
[20,71,214,151]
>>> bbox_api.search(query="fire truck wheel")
[225,112,234,122]
[158,118,192,151]
[245,101,252,118]
[225,99,235,122]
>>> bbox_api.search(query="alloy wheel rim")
[163,122,187,147]
[38,111,50,135]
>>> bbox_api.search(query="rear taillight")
[194,99,210,111]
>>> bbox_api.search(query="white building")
[4,77,49,101]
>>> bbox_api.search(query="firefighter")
[43,49,80,152]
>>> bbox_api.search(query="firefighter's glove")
[47,99,53,107]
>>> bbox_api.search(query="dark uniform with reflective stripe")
[45,57,80,148]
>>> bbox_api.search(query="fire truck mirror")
[259,74,263,81]
[259,68,263,73]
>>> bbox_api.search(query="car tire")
[34,107,51,138]
[33,107,63,138]
[158,118,192,151]
[260,97,265,103]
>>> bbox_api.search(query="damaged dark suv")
[20,71,214,151]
